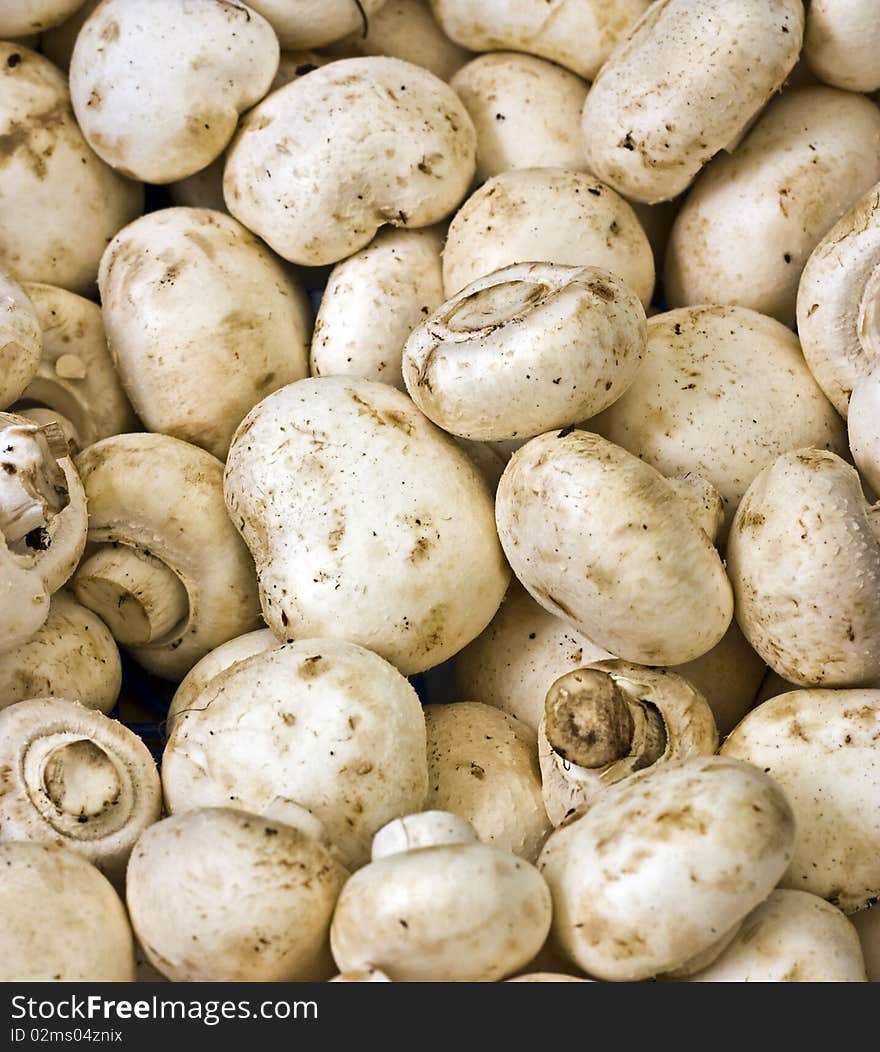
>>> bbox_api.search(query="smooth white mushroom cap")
[99,207,311,458]
[0,44,143,295]
[224,57,476,266]
[804,0,880,93]
[224,377,509,675]
[538,756,796,981]
[727,449,880,687]
[403,262,647,441]
[245,0,387,49]
[0,269,41,410]
[0,842,135,981]
[722,688,880,913]
[127,808,348,982]
[69,0,279,184]
[442,168,654,306]
[162,639,428,869]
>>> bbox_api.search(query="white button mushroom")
[450,53,588,182]
[538,661,718,825]
[403,263,646,442]
[223,57,477,266]
[591,307,846,538]
[727,450,880,687]
[330,810,552,981]
[224,377,509,675]
[431,0,651,82]
[0,269,41,411]
[442,168,654,305]
[0,1,89,35]
[162,639,428,869]
[804,0,880,94]
[495,429,733,666]
[71,433,262,680]
[580,0,803,205]
[665,87,880,327]
[538,756,797,981]
[0,842,135,981]
[685,890,867,982]
[424,701,550,862]
[99,207,311,459]
[722,688,880,913]
[0,44,143,295]
[69,0,279,184]
[311,226,444,391]
[127,807,348,982]
[0,696,161,884]
[245,0,387,49]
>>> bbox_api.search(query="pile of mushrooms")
[2,0,880,987]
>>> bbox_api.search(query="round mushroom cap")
[0,841,134,981]
[443,168,654,306]
[0,269,41,410]
[223,57,476,266]
[245,0,387,49]
[0,44,143,295]
[686,890,866,982]
[0,0,89,36]
[495,429,733,666]
[507,973,591,982]
[722,688,880,913]
[69,0,279,184]
[162,639,428,869]
[403,263,647,442]
[727,450,880,687]
[127,808,348,982]
[224,377,509,675]
[538,755,796,981]
[804,0,880,93]
[591,307,846,538]
[98,207,311,458]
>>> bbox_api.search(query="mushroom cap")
[0,1,88,36]
[450,52,588,182]
[224,376,509,675]
[75,433,262,679]
[0,43,143,295]
[424,701,551,861]
[442,168,654,306]
[330,969,392,982]
[223,57,476,266]
[727,449,880,687]
[847,368,880,494]
[127,807,348,982]
[0,841,135,981]
[69,0,279,184]
[538,755,796,981]
[804,0,880,93]
[162,639,428,869]
[722,688,880,913]
[245,0,387,49]
[0,269,41,410]
[495,429,733,666]
[580,0,803,204]
[591,306,846,538]
[665,87,880,326]
[0,696,161,884]
[403,262,647,441]
[98,207,311,458]
[686,889,866,982]
[507,973,591,982]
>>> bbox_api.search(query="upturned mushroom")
[722,688,880,913]
[244,0,387,49]
[495,429,733,666]
[727,449,880,686]
[424,701,551,861]
[224,377,509,675]
[442,168,654,305]
[223,57,477,266]
[0,270,42,412]
[538,756,796,981]
[538,660,718,825]
[330,810,552,981]
[69,0,279,184]
[71,433,262,679]
[127,808,348,982]
[0,696,161,884]
[162,639,429,869]
[0,43,143,295]
[99,207,311,458]
[803,0,880,93]
[403,263,646,441]
[0,842,135,981]
[580,0,803,204]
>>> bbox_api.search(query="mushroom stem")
[43,739,122,820]
[441,278,551,336]
[371,811,478,861]
[73,546,188,646]
[545,668,666,770]
[0,413,69,548]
